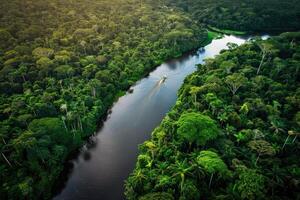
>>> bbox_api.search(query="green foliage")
[225,73,248,95]
[32,48,54,59]
[165,0,300,33]
[177,112,219,146]
[207,31,222,42]
[248,139,276,157]
[234,167,265,199]
[1,0,300,199]
[138,192,174,200]
[197,150,228,175]
[28,117,71,146]
[0,0,207,198]
[127,33,300,200]
[207,25,246,35]
[178,179,200,200]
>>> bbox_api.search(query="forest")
[165,0,300,33]
[0,0,206,198]
[126,32,300,199]
[0,0,299,199]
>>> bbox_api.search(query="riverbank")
[207,25,247,35]
[125,32,300,200]
[53,35,250,200]
[51,29,217,197]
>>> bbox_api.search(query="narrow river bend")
[53,35,253,200]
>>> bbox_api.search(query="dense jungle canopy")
[0,0,299,199]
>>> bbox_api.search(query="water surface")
[53,35,250,200]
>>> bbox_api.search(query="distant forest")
[165,0,300,32]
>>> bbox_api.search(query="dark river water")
[53,35,255,200]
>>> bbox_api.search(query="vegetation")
[0,0,207,199]
[125,32,300,199]
[1,0,300,199]
[164,0,300,33]
[207,25,246,36]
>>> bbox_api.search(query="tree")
[16,114,33,128]
[189,86,201,104]
[28,117,70,146]
[82,64,98,79]
[204,93,224,115]
[95,70,112,83]
[96,55,108,64]
[16,64,28,82]
[239,102,249,115]
[138,192,174,200]
[179,179,200,200]
[0,29,15,49]
[225,73,247,95]
[154,174,175,190]
[36,57,53,75]
[144,141,157,159]
[234,167,265,200]
[127,168,147,189]
[265,164,286,197]
[137,154,153,168]
[164,29,193,49]
[32,47,54,59]
[256,42,278,74]
[18,178,33,197]
[248,139,275,165]
[234,129,252,143]
[197,150,228,188]
[88,79,102,97]
[169,159,194,193]
[177,112,219,146]
[220,60,236,74]
[54,65,75,78]
[269,117,285,134]
[54,50,72,64]
[227,42,238,50]
[80,40,87,55]
[282,130,300,149]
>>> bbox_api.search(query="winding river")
[53,35,258,200]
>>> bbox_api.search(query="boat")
[157,75,167,85]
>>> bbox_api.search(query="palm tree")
[154,131,166,147]
[169,159,195,193]
[189,86,201,105]
[282,130,299,149]
[265,164,285,197]
[128,169,146,189]
[269,118,285,134]
[155,161,169,174]
[144,141,157,159]
[46,77,56,89]
[217,112,228,125]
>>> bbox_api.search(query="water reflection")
[86,137,98,149]
[166,60,178,70]
[83,152,91,161]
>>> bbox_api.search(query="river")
[53,35,257,200]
